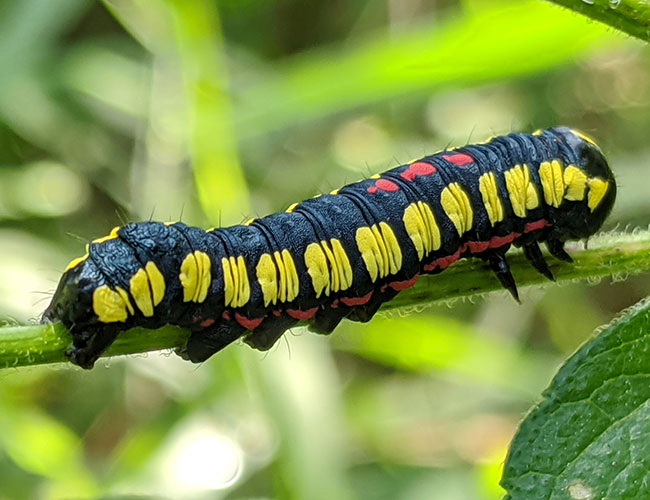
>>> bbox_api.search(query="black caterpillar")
[43,127,616,369]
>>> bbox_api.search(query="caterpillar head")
[44,258,98,326]
[42,257,123,369]
[549,127,617,240]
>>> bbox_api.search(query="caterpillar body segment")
[43,127,616,369]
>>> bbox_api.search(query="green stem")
[1,230,649,369]
[547,0,650,43]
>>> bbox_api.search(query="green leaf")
[548,0,650,44]
[501,297,650,499]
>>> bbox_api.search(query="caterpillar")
[43,127,616,369]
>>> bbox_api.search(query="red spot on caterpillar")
[341,291,373,306]
[331,299,339,308]
[400,162,437,181]
[426,223,552,268]
[489,233,520,248]
[235,313,263,330]
[367,179,399,194]
[200,318,215,328]
[380,284,388,293]
[443,153,474,166]
[525,219,550,233]
[466,241,490,253]
[424,249,461,271]
[389,274,419,291]
[376,179,399,192]
[273,310,282,317]
[192,316,201,323]
[286,307,318,320]
[425,224,549,268]
[222,311,231,321]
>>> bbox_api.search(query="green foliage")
[0,0,648,499]
[502,298,650,499]
[549,0,650,43]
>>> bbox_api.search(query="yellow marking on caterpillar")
[305,243,329,298]
[93,285,130,323]
[370,174,381,179]
[244,218,255,226]
[130,268,154,317]
[571,129,598,147]
[222,257,235,306]
[533,129,543,136]
[280,249,299,302]
[330,188,340,195]
[355,228,380,282]
[330,239,353,290]
[478,172,504,225]
[164,221,176,226]
[195,252,205,302]
[92,226,120,244]
[271,250,299,303]
[180,251,212,303]
[355,223,402,282]
[222,255,250,307]
[145,261,165,306]
[276,251,288,302]
[440,182,473,235]
[371,225,389,277]
[504,164,539,217]
[563,165,588,201]
[380,222,402,274]
[115,287,134,316]
[256,254,277,307]
[304,239,352,298]
[180,254,198,302]
[321,238,341,292]
[286,202,299,213]
[402,201,441,260]
[539,160,565,208]
[587,178,609,211]
[193,250,212,302]
[195,252,212,303]
[65,245,89,272]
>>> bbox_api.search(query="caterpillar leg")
[488,252,520,303]
[523,242,554,281]
[65,325,121,370]
[309,305,351,334]
[347,289,398,323]
[547,239,573,263]
[178,322,246,363]
[244,315,298,351]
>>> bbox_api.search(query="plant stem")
[1,230,649,369]
[548,0,650,43]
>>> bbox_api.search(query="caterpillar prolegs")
[43,127,616,369]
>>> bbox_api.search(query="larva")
[43,127,616,369]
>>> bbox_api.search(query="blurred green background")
[0,0,649,498]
